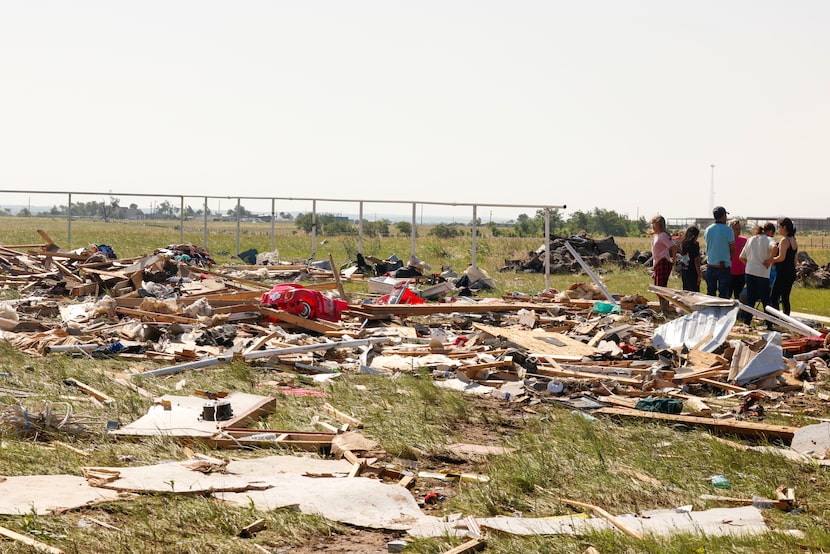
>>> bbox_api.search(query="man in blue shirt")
[703,206,736,298]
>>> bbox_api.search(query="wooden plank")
[63,378,115,405]
[329,253,351,303]
[698,378,746,393]
[595,407,797,442]
[0,524,64,554]
[536,366,642,386]
[115,307,200,324]
[441,537,486,554]
[322,402,363,428]
[259,307,341,334]
[354,302,554,317]
[559,497,643,540]
[219,396,277,429]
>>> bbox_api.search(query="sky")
[1,1,828,223]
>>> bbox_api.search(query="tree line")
[9,199,647,238]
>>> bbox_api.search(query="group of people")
[650,206,799,323]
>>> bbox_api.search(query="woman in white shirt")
[739,222,776,327]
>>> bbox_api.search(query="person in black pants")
[769,217,799,315]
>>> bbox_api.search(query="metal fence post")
[179,196,185,243]
[544,208,551,292]
[203,197,208,249]
[67,193,72,248]
[311,200,317,261]
[471,205,478,269]
[271,198,276,253]
[410,203,416,260]
[358,201,364,255]
[235,197,241,256]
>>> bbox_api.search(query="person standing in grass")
[770,217,799,315]
[739,222,776,328]
[729,219,747,300]
[703,206,735,298]
[678,226,702,292]
[649,215,677,316]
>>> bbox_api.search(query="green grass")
[2,216,830,551]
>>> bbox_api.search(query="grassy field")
[1,216,830,552]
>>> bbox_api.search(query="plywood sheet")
[474,324,596,357]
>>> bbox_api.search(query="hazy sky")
[1,1,828,222]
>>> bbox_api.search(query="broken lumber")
[595,407,797,443]
[558,497,643,539]
[0,524,64,554]
[63,378,115,405]
[441,537,486,554]
[322,402,363,428]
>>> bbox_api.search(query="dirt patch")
[279,527,404,553]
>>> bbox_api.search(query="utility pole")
[709,164,715,214]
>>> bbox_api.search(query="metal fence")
[0,188,567,289]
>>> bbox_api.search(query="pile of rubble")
[1,231,829,548]
[501,235,635,274]
[797,251,830,288]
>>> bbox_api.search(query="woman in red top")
[729,219,747,300]
[650,215,677,316]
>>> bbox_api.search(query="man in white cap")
[703,206,735,298]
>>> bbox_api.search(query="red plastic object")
[377,283,425,305]
[261,283,348,322]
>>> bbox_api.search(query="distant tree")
[324,219,356,235]
[226,204,252,218]
[17,207,31,217]
[395,221,412,236]
[101,196,121,221]
[362,219,389,237]
[428,223,462,239]
[591,208,629,237]
[156,200,175,218]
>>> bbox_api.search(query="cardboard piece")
[0,475,121,515]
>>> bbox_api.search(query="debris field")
[1,231,829,552]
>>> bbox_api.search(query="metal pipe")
[563,241,616,303]
[67,193,72,248]
[471,205,478,269]
[270,198,276,252]
[544,208,551,292]
[45,343,99,353]
[311,199,317,261]
[235,197,241,256]
[410,203,416,259]
[203,196,208,249]
[139,354,233,377]
[764,305,822,336]
[358,201,364,255]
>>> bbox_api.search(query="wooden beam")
[559,498,643,539]
[329,253,351,304]
[441,538,486,554]
[0,524,64,554]
[322,402,363,428]
[259,307,341,334]
[595,407,797,443]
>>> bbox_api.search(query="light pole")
[709,164,715,214]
